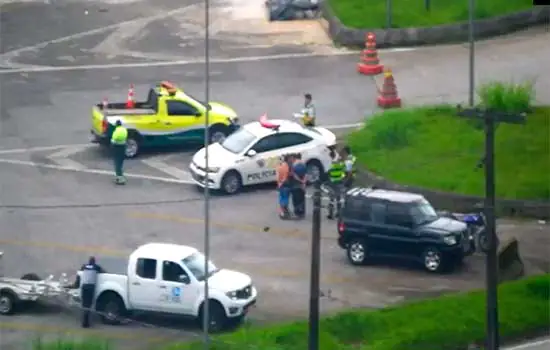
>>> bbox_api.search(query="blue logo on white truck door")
[172,286,181,297]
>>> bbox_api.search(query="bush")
[477,81,536,113]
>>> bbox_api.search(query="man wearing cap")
[78,256,104,328]
[296,93,316,127]
[111,120,128,184]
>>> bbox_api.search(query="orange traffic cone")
[126,84,135,109]
[377,69,401,108]
[357,33,383,75]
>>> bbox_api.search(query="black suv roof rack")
[346,186,378,197]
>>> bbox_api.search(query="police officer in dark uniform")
[79,256,104,328]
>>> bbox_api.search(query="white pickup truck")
[78,243,257,331]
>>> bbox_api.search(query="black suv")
[337,187,475,273]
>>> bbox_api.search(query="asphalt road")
[0,1,548,349]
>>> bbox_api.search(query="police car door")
[158,260,197,314]
[242,134,283,185]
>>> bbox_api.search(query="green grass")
[329,0,533,29]
[35,275,550,350]
[347,105,550,200]
[32,338,110,350]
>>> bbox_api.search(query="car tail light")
[338,221,345,234]
[102,119,108,133]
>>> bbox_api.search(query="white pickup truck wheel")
[96,292,125,325]
[0,292,16,315]
[199,300,227,332]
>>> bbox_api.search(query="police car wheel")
[0,292,16,315]
[306,160,323,184]
[221,171,242,195]
[125,137,139,158]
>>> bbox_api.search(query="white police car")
[189,115,336,194]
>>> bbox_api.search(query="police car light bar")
[259,114,279,131]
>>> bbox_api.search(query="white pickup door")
[128,257,199,314]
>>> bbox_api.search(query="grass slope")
[347,105,549,200]
[329,0,533,29]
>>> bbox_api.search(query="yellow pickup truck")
[90,81,239,158]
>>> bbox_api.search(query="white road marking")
[0,143,93,155]
[0,51,357,75]
[505,339,550,350]
[0,5,199,61]
[141,157,192,181]
[0,158,195,185]
[45,145,88,170]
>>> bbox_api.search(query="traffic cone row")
[357,33,383,75]
[126,84,135,109]
[376,69,401,108]
[357,32,402,109]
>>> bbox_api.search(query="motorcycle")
[440,211,494,253]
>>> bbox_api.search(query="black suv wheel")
[422,247,444,273]
[346,239,369,265]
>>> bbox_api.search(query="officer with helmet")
[326,148,346,220]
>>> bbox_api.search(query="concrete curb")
[321,4,550,48]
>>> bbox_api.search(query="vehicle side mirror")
[194,112,202,117]
[246,149,257,157]
[178,274,190,284]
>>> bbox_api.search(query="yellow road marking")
[0,238,126,256]
[126,211,337,240]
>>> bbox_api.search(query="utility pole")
[468,0,476,106]
[202,0,211,348]
[308,180,322,350]
[456,106,525,350]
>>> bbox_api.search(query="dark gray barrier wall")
[321,4,550,48]
[356,170,550,219]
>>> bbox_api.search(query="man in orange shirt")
[276,154,291,219]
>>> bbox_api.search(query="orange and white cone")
[126,84,135,109]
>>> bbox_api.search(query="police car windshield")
[220,128,256,154]
[182,252,218,281]
[410,199,439,225]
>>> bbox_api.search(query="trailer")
[0,252,80,315]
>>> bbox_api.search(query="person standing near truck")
[111,120,128,184]
[276,155,291,219]
[79,256,104,328]
[291,153,307,218]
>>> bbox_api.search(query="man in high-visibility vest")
[326,149,346,220]
[341,145,356,189]
[111,120,128,184]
